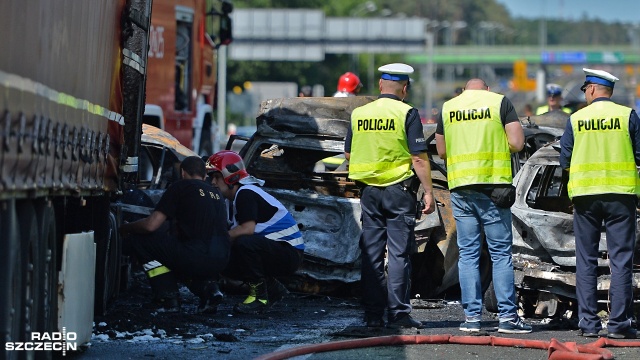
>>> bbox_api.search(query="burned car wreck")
[226,96,489,298]
[119,124,200,222]
[229,99,640,319]
[518,110,567,163]
[120,101,640,322]
[509,141,640,317]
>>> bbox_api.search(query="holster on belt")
[400,176,420,194]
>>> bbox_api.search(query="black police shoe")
[581,328,603,338]
[387,314,425,329]
[364,315,385,328]
[607,328,637,339]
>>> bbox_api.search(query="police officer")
[345,63,436,329]
[560,68,640,339]
[435,79,530,334]
[119,156,230,313]
[536,83,572,115]
[334,72,363,97]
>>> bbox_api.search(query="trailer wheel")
[17,200,40,355]
[106,211,121,301]
[484,280,520,314]
[483,280,499,313]
[0,199,23,360]
[479,241,493,296]
[95,211,120,316]
[35,201,57,337]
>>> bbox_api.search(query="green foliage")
[224,0,635,97]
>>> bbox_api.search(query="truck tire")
[95,210,120,316]
[17,200,40,355]
[483,280,499,313]
[35,201,57,337]
[1,199,23,360]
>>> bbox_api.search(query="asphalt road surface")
[66,272,640,360]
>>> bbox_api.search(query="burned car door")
[119,124,199,221]
[509,142,640,318]
[231,97,464,297]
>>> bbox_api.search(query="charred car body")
[510,141,640,317]
[225,96,493,297]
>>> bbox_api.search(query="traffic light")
[207,0,233,47]
[219,1,232,45]
[219,14,232,45]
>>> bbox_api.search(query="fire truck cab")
[145,0,222,156]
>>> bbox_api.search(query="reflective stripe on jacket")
[232,185,304,249]
[348,97,413,186]
[442,90,511,189]
[535,105,571,115]
[568,101,639,198]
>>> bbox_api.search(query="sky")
[495,0,640,24]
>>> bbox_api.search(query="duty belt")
[355,176,419,193]
[399,176,420,193]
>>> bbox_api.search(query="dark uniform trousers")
[360,182,417,321]
[573,194,636,333]
[129,230,230,299]
[222,234,303,281]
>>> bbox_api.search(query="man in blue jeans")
[436,78,530,334]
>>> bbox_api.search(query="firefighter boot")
[152,292,180,313]
[144,260,180,313]
[233,281,268,314]
[266,277,289,307]
[197,281,224,314]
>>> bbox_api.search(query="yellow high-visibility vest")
[568,101,639,198]
[348,98,413,186]
[535,105,571,115]
[442,90,511,189]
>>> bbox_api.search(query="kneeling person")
[119,156,230,313]
[206,151,305,314]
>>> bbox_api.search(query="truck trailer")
[0,0,153,357]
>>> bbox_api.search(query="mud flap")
[58,232,95,348]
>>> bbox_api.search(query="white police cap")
[546,83,563,96]
[582,68,619,89]
[378,63,414,81]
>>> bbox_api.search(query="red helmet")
[337,72,362,93]
[205,150,249,185]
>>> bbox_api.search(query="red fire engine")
[145,0,232,156]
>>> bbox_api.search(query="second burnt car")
[507,141,640,318]
[225,96,494,298]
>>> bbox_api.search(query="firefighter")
[560,68,640,339]
[206,151,304,314]
[536,83,572,115]
[345,63,436,329]
[334,72,363,97]
[119,156,230,313]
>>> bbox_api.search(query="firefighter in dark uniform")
[345,63,436,329]
[560,68,640,339]
[120,156,231,313]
